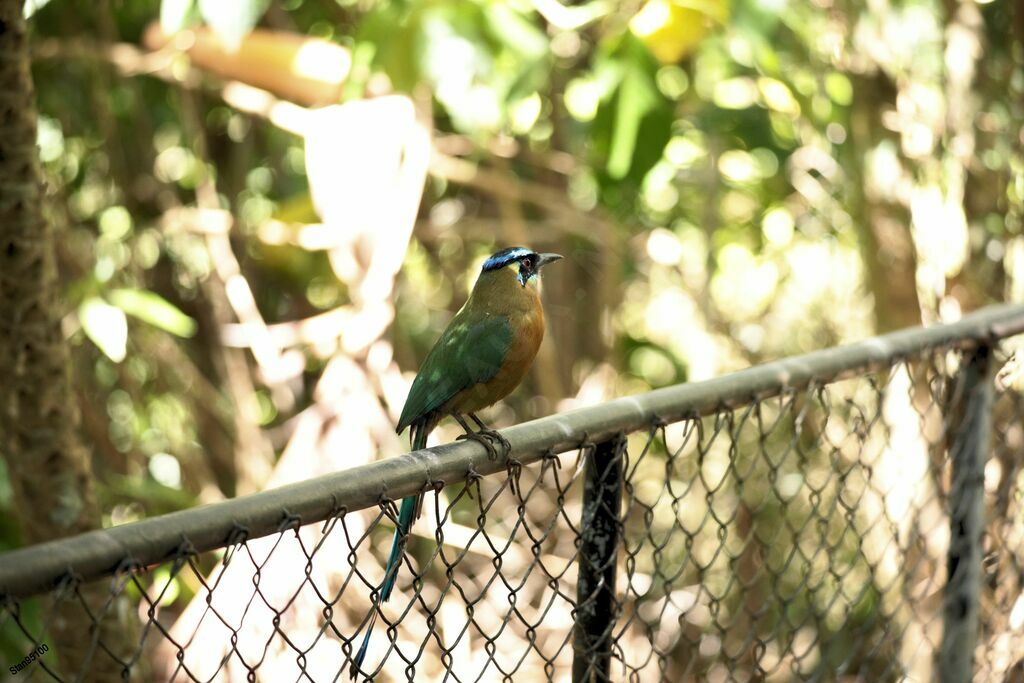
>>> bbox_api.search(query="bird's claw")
[456,430,498,459]
[456,429,510,460]
[478,428,511,457]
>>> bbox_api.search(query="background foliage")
[2,0,1023,677]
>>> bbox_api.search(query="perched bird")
[352,246,562,678]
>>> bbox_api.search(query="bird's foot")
[456,430,498,459]
[456,429,510,460]
[476,428,511,457]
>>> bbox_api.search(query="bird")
[351,246,563,679]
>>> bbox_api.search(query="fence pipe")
[1,303,1023,599]
[572,435,625,683]
[939,345,993,683]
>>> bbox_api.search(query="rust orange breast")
[446,302,545,415]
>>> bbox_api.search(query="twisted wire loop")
[2,343,1023,682]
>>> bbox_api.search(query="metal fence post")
[572,435,625,683]
[940,345,993,683]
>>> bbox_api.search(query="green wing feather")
[396,313,512,433]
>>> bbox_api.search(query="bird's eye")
[521,257,533,269]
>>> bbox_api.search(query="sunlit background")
[2,0,1023,679]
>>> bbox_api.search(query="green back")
[396,312,513,432]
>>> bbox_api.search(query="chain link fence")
[2,305,1024,682]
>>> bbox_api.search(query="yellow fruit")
[629,0,730,64]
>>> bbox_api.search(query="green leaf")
[357,2,420,92]
[160,0,197,35]
[483,3,547,60]
[591,33,674,185]
[79,297,128,362]
[109,288,197,338]
[608,60,656,178]
[197,0,269,51]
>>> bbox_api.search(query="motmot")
[351,246,562,678]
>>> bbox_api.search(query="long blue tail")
[351,425,426,679]
[378,495,420,602]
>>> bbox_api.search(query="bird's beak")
[536,253,563,269]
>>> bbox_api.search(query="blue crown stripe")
[482,247,532,271]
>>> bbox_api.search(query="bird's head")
[480,247,563,288]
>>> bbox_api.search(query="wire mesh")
[2,343,1023,682]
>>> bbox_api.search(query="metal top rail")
[2,302,1022,600]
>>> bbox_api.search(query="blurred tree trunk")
[0,2,135,678]
[848,72,922,333]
